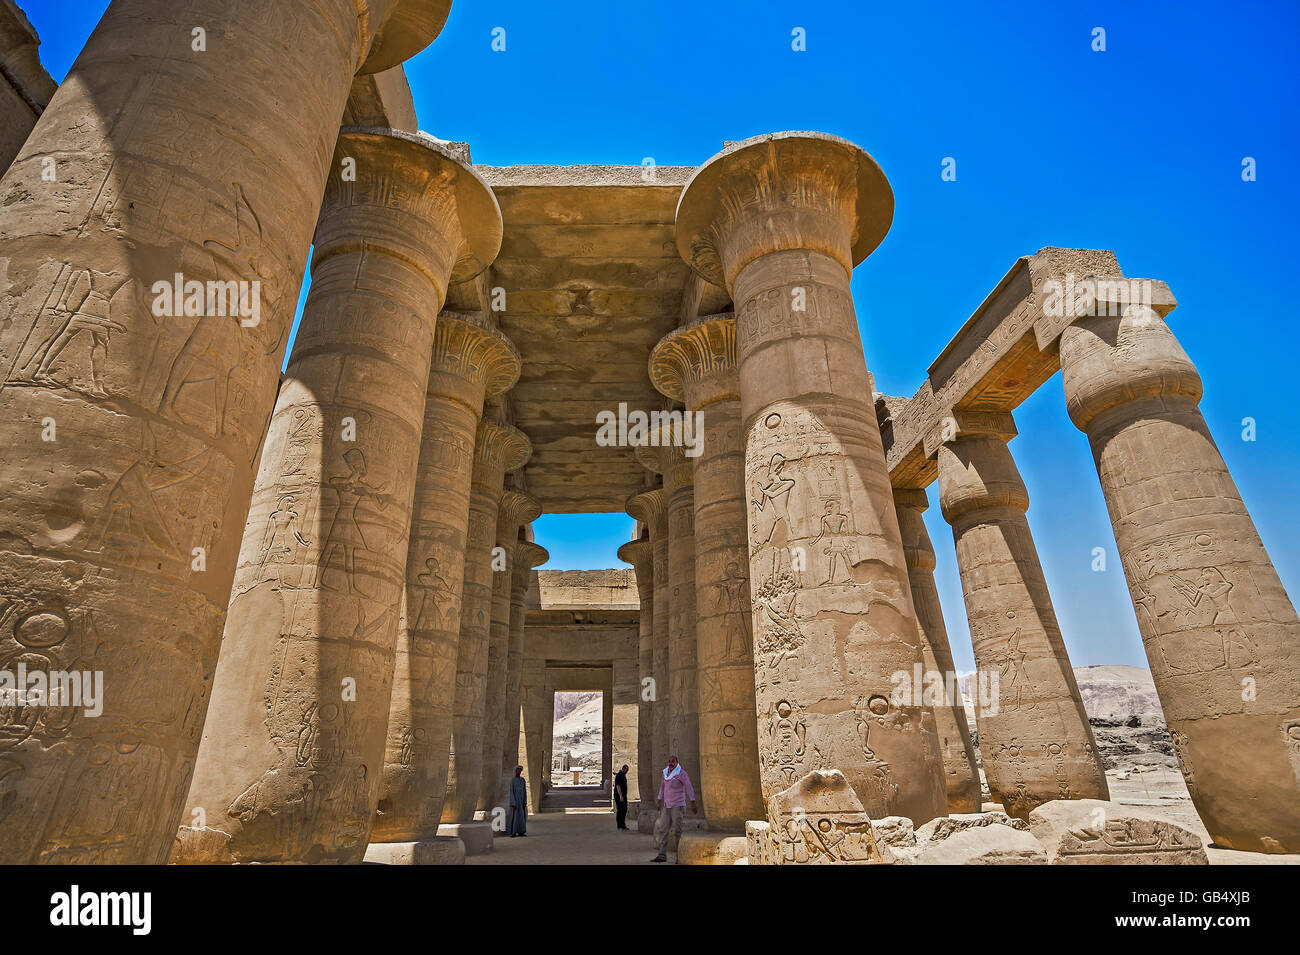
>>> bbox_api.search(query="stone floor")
[466,811,661,866]
[539,785,611,813]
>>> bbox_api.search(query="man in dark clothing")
[613,764,630,830]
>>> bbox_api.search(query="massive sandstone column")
[371,311,519,844]
[617,536,656,829]
[675,132,946,822]
[501,539,547,806]
[636,442,703,814]
[0,0,450,865]
[443,416,531,821]
[650,314,764,831]
[892,488,982,813]
[936,417,1107,819]
[480,490,541,812]
[627,488,669,791]
[1060,293,1300,853]
[175,127,499,864]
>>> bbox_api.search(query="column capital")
[472,419,531,479]
[516,540,549,570]
[633,422,694,492]
[429,310,520,400]
[649,312,738,409]
[675,131,893,291]
[319,128,502,318]
[359,0,453,75]
[497,490,542,541]
[937,431,1030,526]
[923,409,1018,460]
[626,488,667,534]
[617,538,654,577]
[891,486,930,513]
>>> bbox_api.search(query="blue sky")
[30,2,1300,669]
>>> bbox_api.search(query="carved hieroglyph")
[748,769,885,865]
[1061,298,1300,853]
[480,489,541,813]
[617,536,656,824]
[636,438,703,813]
[0,0,448,865]
[175,127,498,864]
[627,488,669,786]
[443,414,530,822]
[650,313,764,830]
[372,311,519,843]
[675,132,947,823]
[937,424,1107,819]
[1027,799,1208,865]
[501,538,547,806]
[892,488,982,813]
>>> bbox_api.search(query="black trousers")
[615,799,628,829]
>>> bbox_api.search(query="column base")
[363,837,466,866]
[636,808,657,832]
[676,831,748,865]
[438,822,494,855]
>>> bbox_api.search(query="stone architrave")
[0,0,450,865]
[480,490,541,813]
[675,132,947,823]
[635,440,702,813]
[650,313,764,831]
[892,487,982,813]
[936,415,1107,819]
[501,538,548,804]
[1027,799,1208,865]
[371,311,519,844]
[761,770,885,865]
[1060,288,1300,853]
[175,127,499,865]
[442,416,531,821]
[617,536,656,829]
[626,488,669,791]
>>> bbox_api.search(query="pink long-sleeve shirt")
[657,768,696,807]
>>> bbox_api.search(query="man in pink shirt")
[650,754,697,862]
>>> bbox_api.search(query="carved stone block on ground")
[1027,799,1208,864]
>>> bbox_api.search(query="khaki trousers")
[653,805,684,858]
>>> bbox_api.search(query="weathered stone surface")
[1061,295,1300,854]
[676,132,947,824]
[763,770,885,865]
[650,313,764,830]
[910,823,1047,866]
[1027,799,1208,865]
[499,539,547,808]
[617,536,655,814]
[437,821,492,856]
[363,836,464,866]
[0,0,446,866]
[627,488,670,801]
[0,1,55,172]
[178,128,498,865]
[676,832,748,866]
[938,422,1107,818]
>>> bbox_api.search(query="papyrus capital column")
[0,0,449,865]
[650,313,764,830]
[372,311,519,843]
[443,415,530,821]
[675,132,946,823]
[481,489,541,813]
[892,487,981,813]
[627,488,669,789]
[937,413,1107,819]
[1061,289,1300,852]
[177,128,501,864]
[617,536,655,820]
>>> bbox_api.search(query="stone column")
[612,656,640,799]
[937,415,1107,819]
[675,132,947,823]
[627,489,669,795]
[0,0,450,865]
[634,445,703,814]
[442,415,531,822]
[1061,293,1300,853]
[370,311,519,845]
[892,487,982,813]
[650,313,764,833]
[617,536,656,828]
[519,617,548,813]
[480,490,541,813]
[501,539,548,806]
[175,128,499,865]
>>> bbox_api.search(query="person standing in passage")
[507,765,527,837]
[613,764,630,830]
[650,755,696,862]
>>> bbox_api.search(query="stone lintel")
[921,409,1018,460]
